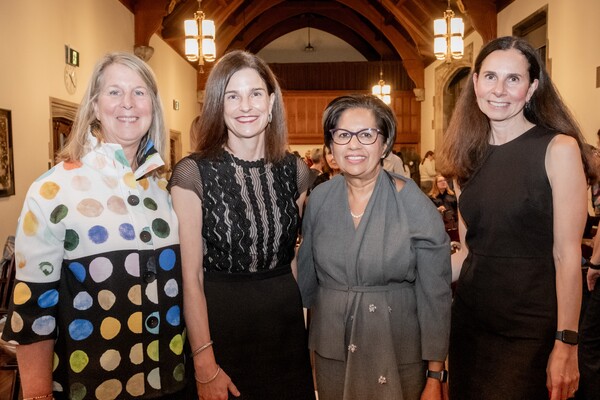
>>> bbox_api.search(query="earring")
[268,113,272,123]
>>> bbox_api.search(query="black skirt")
[449,295,554,400]
[198,266,315,400]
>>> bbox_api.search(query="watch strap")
[555,330,578,345]
[426,369,448,382]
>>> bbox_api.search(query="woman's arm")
[450,182,468,282]
[7,184,65,398]
[291,190,308,280]
[546,134,586,400]
[16,340,54,398]
[171,186,239,400]
[586,223,600,291]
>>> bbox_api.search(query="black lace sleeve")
[167,156,203,201]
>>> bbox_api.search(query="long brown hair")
[438,36,594,186]
[193,50,288,163]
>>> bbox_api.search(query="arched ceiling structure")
[120,0,514,89]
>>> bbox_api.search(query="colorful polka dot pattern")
[3,137,185,398]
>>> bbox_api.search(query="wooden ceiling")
[119,0,514,88]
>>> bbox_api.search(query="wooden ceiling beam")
[336,0,424,88]
[462,0,497,44]
[132,0,172,59]
[381,0,433,51]
[225,2,395,60]
[237,13,388,62]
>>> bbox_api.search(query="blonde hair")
[57,52,166,170]
[428,174,455,198]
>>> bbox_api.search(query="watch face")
[557,330,578,345]
[64,65,77,94]
[563,330,578,345]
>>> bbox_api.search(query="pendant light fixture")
[372,63,391,105]
[184,0,216,72]
[433,0,464,62]
[304,14,315,52]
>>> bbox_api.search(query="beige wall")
[498,0,600,143]
[0,0,199,243]
[422,0,600,157]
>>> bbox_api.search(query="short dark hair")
[322,94,396,157]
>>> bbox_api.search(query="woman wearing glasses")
[298,94,452,400]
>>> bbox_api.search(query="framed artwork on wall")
[0,109,15,197]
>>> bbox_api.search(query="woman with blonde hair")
[428,175,458,240]
[2,52,186,399]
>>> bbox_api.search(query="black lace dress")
[169,150,315,400]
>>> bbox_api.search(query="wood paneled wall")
[271,61,415,91]
[283,90,420,146]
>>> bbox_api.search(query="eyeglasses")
[329,128,383,145]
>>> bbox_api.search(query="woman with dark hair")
[298,94,452,400]
[438,36,593,400]
[323,143,341,177]
[169,50,315,400]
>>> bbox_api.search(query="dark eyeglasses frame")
[329,128,384,145]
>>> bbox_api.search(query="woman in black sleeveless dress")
[438,36,595,400]
[169,51,315,400]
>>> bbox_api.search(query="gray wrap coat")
[298,170,452,399]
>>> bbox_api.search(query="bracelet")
[589,260,600,270]
[24,395,54,400]
[195,365,221,384]
[190,340,213,358]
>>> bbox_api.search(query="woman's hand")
[587,267,600,291]
[420,379,445,400]
[197,367,240,400]
[546,341,579,400]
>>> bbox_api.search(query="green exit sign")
[65,45,79,67]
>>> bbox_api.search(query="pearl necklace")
[350,211,364,219]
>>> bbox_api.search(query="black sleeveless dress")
[449,126,559,400]
[169,151,315,400]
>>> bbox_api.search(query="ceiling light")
[434,0,464,62]
[184,0,216,72]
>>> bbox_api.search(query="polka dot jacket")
[2,134,186,399]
